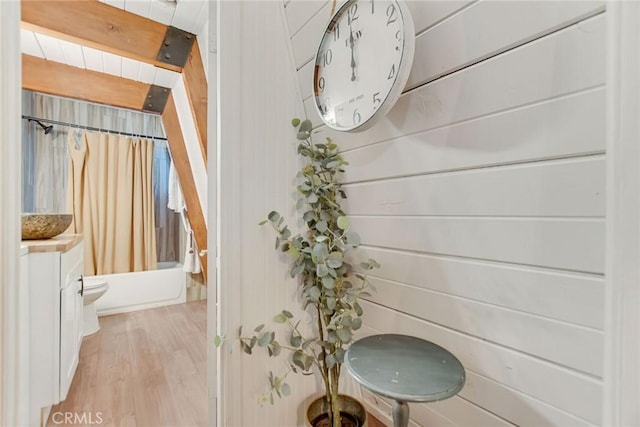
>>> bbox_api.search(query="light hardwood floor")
[45,300,388,427]
[47,301,207,427]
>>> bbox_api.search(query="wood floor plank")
[46,301,207,427]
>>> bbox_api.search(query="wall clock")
[312,0,415,132]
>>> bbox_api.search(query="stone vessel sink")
[22,213,73,240]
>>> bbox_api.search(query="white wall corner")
[217,1,311,426]
[603,2,640,426]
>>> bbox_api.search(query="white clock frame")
[312,0,415,132]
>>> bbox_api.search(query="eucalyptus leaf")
[273,313,287,323]
[270,341,281,357]
[291,118,301,127]
[321,276,335,290]
[299,119,313,132]
[268,211,280,222]
[337,216,349,230]
[352,318,362,330]
[336,328,352,342]
[281,227,291,239]
[292,350,305,370]
[346,231,361,246]
[304,355,314,371]
[354,302,363,316]
[258,332,273,347]
[341,315,353,328]
[316,263,329,277]
[326,252,343,268]
[316,220,328,233]
[241,341,252,355]
[281,383,291,396]
[254,324,265,333]
[290,334,302,347]
[308,286,321,301]
[311,243,328,262]
[286,245,300,260]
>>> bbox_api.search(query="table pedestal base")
[392,400,409,427]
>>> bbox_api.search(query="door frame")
[0,1,29,426]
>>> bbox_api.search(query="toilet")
[82,277,109,336]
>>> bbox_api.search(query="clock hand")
[349,29,357,81]
[347,16,357,82]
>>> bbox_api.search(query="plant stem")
[315,305,333,424]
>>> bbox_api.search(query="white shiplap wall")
[283,1,606,426]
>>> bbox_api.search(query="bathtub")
[94,261,186,316]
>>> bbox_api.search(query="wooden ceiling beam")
[183,40,208,165]
[21,0,182,72]
[22,54,152,112]
[162,94,208,280]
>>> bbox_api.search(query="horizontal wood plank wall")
[286,1,606,426]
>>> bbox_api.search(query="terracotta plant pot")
[306,394,368,427]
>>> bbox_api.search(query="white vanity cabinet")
[59,242,84,400]
[26,236,84,426]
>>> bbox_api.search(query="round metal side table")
[344,334,465,427]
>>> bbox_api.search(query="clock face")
[313,0,414,132]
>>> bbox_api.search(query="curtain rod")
[21,115,168,141]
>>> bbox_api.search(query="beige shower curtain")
[67,131,157,275]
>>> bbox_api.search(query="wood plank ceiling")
[20,0,209,279]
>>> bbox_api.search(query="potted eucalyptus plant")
[229,118,379,427]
